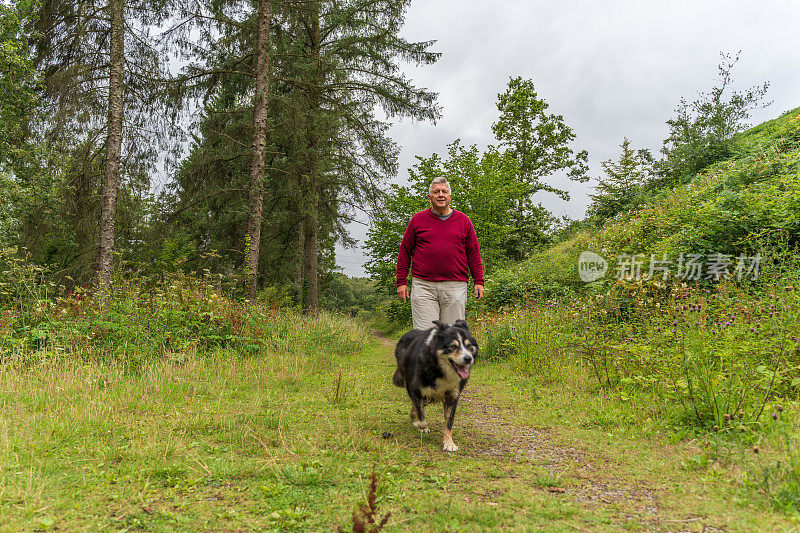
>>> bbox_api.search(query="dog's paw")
[442,441,459,452]
[419,427,430,434]
[413,420,429,433]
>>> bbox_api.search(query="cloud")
[336,0,800,276]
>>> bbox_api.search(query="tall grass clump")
[743,407,800,513]
[474,299,585,381]
[477,235,800,433]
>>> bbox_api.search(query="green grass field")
[3,322,799,532]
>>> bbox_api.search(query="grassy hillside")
[484,107,800,306]
[465,107,800,523]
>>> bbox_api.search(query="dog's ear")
[454,319,469,330]
[432,320,448,330]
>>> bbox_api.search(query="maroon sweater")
[396,208,484,287]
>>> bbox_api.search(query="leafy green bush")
[0,259,369,366]
[480,320,520,361]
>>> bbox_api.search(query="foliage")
[476,238,800,434]
[486,106,800,308]
[8,0,174,285]
[166,0,440,299]
[321,273,382,320]
[492,76,589,260]
[0,257,366,366]
[493,76,589,196]
[0,0,38,169]
[0,0,47,250]
[656,51,771,187]
[587,138,655,223]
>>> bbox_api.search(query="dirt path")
[373,329,396,349]
[459,386,669,528]
[373,330,723,531]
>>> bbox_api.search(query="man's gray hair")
[428,176,451,194]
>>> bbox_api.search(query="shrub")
[0,259,369,366]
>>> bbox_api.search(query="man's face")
[428,183,452,210]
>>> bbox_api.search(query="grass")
[477,241,800,429]
[3,323,800,531]
[2,264,800,530]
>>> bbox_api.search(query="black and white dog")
[392,319,477,452]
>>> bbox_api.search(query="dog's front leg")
[409,393,429,433]
[442,396,459,452]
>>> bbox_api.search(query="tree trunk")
[302,9,321,314]
[244,0,271,299]
[302,194,319,314]
[97,0,125,298]
[293,219,304,304]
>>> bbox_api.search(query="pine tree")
[0,0,40,247]
[280,0,440,312]
[587,138,653,222]
[244,0,272,299]
[30,0,172,288]
[168,0,440,307]
[97,0,125,295]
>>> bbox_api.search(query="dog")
[392,319,477,452]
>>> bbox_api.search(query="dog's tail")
[392,340,406,387]
[392,368,405,387]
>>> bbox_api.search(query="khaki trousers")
[410,277,468,331]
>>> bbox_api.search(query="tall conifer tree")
[169,0,440,306]
[244,0,272,299]
[31,0,171,288]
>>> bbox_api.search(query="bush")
[480,320,520,361]
[474,301,582,379]
[0,258,369,366]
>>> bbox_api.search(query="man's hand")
[397,284,409,303]
[474,284,484,300]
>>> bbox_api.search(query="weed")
[339,470,390,533]
[532,470,566,489]
[750,407,800,513]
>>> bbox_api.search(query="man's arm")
[465,217,485,300]
[396,218,416,301]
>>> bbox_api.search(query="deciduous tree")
[657,51,770,186]
[492,76,588,260]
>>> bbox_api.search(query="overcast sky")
[335,0,800,277]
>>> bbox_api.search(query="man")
[396,176,485,330]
